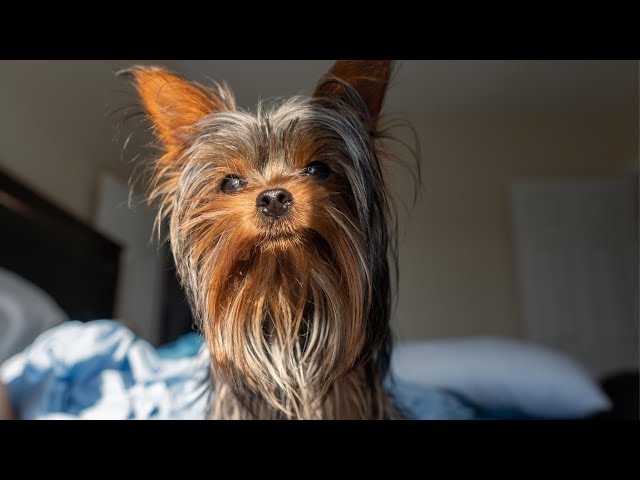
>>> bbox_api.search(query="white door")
[510,175,639,378]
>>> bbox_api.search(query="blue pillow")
[390,337,611,419]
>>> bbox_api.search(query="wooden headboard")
[0,168,121,320]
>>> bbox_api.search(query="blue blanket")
[0,320,481,420]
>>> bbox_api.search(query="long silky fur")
[125,66,419,419]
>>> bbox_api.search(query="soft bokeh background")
[0,60,637,379]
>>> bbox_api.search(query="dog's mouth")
[257,217,300,243]
[258,223,300,247]
[258,230,298,248]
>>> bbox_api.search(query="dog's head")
[125,61,407,418]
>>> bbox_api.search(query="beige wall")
[1,61,637,341]
[390,107,638,341]
[0,60,178,222]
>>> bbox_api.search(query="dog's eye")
[303,161,331,180]
[220,174,244,193]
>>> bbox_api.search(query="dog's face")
[127,61,398,417]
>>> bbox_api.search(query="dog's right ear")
[119,66,233,150]
[313,60,394,131]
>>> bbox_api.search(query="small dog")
[123,60,417,419]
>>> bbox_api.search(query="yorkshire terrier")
[123,60,417,419]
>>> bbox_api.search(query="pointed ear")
[313,60,393,128]
[121,66,232,149]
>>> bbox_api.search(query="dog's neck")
[207,363,401,420]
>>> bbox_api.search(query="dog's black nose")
[256,188,294,219]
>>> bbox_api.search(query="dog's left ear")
[313,60,393,130]
[121,66,232,150]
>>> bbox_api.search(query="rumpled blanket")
[0,320,479,420]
